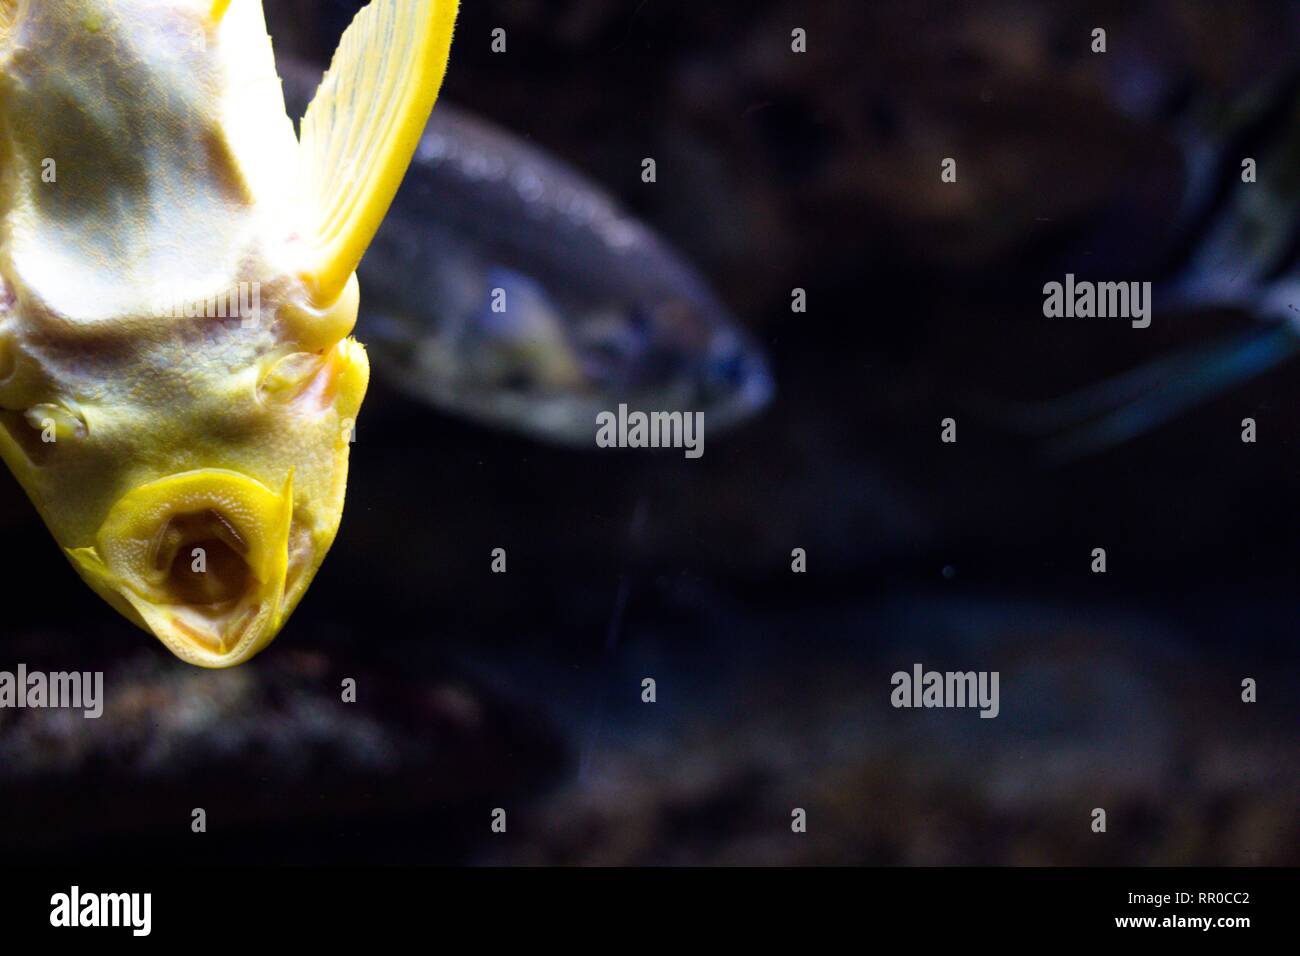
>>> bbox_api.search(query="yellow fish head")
[0,0,458,666]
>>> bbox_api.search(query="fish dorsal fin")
[0,0,18,34]
[298,0,458,305]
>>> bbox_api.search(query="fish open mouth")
[66,468,296,667]
[152,509,253,606]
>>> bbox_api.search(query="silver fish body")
[282,59,772,445]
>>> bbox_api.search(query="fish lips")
[65,469,301,668]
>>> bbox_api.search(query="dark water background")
[0,0,1296,864]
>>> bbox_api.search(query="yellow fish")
[0,0,458,666]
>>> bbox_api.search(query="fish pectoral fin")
[297,0,459,306]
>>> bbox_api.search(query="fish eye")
[710,349,749,388]
[626,304,654,334]
[502,370,534,393]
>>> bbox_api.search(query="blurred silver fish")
[281,58,772,445]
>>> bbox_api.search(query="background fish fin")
[1041,327,1299,462]
[983,326,1275,435]
[298,0,459,305]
